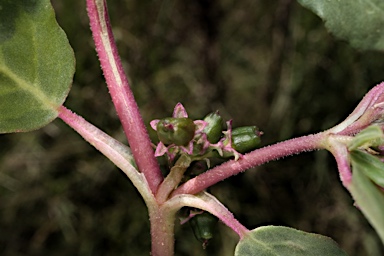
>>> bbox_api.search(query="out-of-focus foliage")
[1,0,384,255]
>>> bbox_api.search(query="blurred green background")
[1,0,384,255]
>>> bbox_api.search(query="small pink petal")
[173,103,188,118]
[150,120,160,130]
[196,133,211,152]
[154,142,168,157]
[194,120,208,133]
[180,141,194,155]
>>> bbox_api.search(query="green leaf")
[0,0,75,133]
[297,0,384,51]
[235,226,347,256]
[348,125,384,151]
[350,150,384,187]
[349,152,384,243]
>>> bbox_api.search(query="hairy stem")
[172,132,326,196]
[165,192,249,239]
[86,0,163,193]
[58,106,155,205]
[325,135,354,188]
[149,206,176,256]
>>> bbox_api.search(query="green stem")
[156,154,191,204]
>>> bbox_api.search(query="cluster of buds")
[150,103,262,247]
[150,103,262,163]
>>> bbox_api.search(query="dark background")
[1,0,384,255]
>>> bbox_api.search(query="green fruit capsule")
[190,212,218,245]
[231,126,261,153]
[203,111,224,143]
[156,118,196,146]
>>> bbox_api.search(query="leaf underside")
[0,0,75,133]
[235,225,347,256]
[297,0,384,51]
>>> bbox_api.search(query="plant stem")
[156,154,191,204]
[58,106,155,205]
[150,191,249,256]
[149,206,176,256]
[86,0,163,194]
[165,192,249,239]
[172,132,327,196]
[325,135,353,188]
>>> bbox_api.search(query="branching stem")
[58,106,155,205]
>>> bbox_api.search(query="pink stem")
[58,106,155,203]
[326,139,352,188]
[165,192,249,239]
[86,0,163,193]
[148,207,175,256]
[172,132,326,197]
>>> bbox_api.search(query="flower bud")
[156,118,196,146]
[231,126,262,153]
[203,111,224,143]
[190,211,217,247]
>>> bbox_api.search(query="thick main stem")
[172,132,326,196]
[86,0,163,194]
[149,207,176,256]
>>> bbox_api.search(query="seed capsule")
[203,111,224,143]
[231,126,262,153]
[156,118,196,146]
